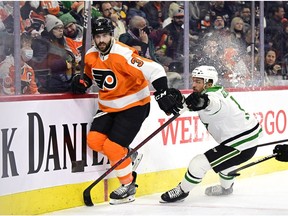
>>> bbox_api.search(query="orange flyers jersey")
[84,39,166,113]
[65,37,82,57]
[21,64,39,95]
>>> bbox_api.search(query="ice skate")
[160,183,189,203]
[129,148,143,171]
[205,184,233,196]
[109,171,138,205]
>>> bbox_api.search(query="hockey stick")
[227,139,288,176]
[83,112,182,206]
[228,153,277,177]
[79,1,89,81]
[228,142,288,176]
[257,139,288,148]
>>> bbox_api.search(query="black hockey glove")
[273,144,288,162]
[71,73,92,94]
[185,92,209,111]
[154,88,184,115]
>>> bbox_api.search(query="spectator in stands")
[264,48,282,85]
[149,28,168,56]
[126,1,147,24]
[20,1,60,20]
[73,1,102,26]
[188,1,211,35]
[209,1,232,27]
[163,8,185,60]
[0,33,39,95]
[245,26,260,50]
[143,1,168,29]
[229,17,246,52]
[20,33,40,94]
[282,20,288,58]
[162,2,181,28]
[212,15,226,30]
[119,15,158,62]
[59,1,73,13]
[239,4,251,33]
[0,31,14,95]
[20,1,44,32]
[23,11,45,37]
[41,1,60,16]
[99,1,126,41]
[265,5,286,61]
[0,1,14,34]
[196,12,212,36]
[28,14,74,93]
[110,1,128,25]
[59,12,83,65]
[202,15,229,39]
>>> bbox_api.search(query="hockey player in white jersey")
[161,65,263,203]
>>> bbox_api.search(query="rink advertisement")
[0,89,288,214]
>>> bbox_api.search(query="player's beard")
[96,40,113,55]
[192,87,199,92]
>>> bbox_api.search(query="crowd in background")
[0,1,288,95]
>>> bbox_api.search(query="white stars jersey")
[84,39,166,113]
[198,86,263,151]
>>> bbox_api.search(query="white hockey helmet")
[191,65,218,86]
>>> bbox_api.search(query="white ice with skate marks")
[47,170,288,215]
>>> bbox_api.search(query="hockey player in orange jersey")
[71,18,184,205]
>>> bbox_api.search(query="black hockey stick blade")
[228,153,277,177]
[83,113,181,206]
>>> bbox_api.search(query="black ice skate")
[109,171,138,205]
[205,184,233,196]
[160,183,189,203]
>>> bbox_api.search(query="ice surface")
[46,170,288,215]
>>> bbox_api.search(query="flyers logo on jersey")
[92,69,117,90]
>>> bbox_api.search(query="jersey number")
[131,57,144,67]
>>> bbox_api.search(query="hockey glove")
[185,92,209,111]
[71,73,92,94]
[154,88,184,115]
[273,144,288,162]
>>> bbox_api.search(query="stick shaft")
[228,153,277,176]
[228,138,288,176]
[80,1,89,79]
[257,139,288,148]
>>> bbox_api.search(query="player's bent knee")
[103,139,128,161]
[103,139,131,168]
[188,154,211,178]
[87,131,107,152]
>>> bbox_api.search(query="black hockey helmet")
[91,17,114,36]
